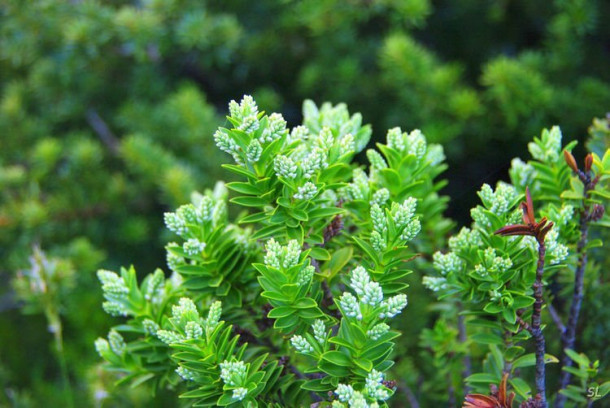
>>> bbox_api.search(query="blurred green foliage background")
[0,0,608,406]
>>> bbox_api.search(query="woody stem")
[555,194,591,408]
[532,239,547,407]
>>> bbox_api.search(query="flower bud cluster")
[145,269,165,304]
[343,168,370,201]
[333,370,391,407]
[339,266,407,321]
[290,335,315,353]
[432,252,463,275]
[478,182,517,216]
[229,95,259,134]
[264,239,302,270]
[154,298,223,344]
[386,127,427,159]
[97,270,130,316]
[219,360,249,401]
[422,276,448,292]
[510,158,534,187]
[294,182,318,200]
[473,248,513,277]
[528,125,562,163]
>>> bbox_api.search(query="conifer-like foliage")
[96,97,610,407]
[2,1,610,406]
[95,96,449,407]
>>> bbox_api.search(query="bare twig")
[86,109,119,155]
[457,309,472,392]
[546,298,565,334]
[398,380,420,408]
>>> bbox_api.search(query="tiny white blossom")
[371,204,387,235]
[422,276,448,292]
[433,252,463,275]
[246,139,262,162]
[407,129,426,159]
[185,321,203,339]
[367,323,389,340]
[350,266,370,297]
[386,127,405,152]
[297,265,315,286]
[339,292,362,320]
[94,338,110,356]
[370,188,389,207]
[232,387,248,401]
[219,360,247,387]
[205,301,222,334]
[176,366,197,381]
[312,320,326,344]
[361,281,384,307]
[367,149,388,170]
[291,335,314,353]
[274,155,298,179]
[294,182,318,200]
[283,240,301,269]
[335,384,355,402]
[108,330,125,355]
[379,294,407,318]
[156,329,185,344]
[183,238,206,256]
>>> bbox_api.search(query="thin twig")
[398,380,420,408]
[457,309,472,393]
[86,109,119,155]
[546,299,565,334]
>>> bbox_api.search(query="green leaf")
[471,333,503,345]
[301,379,333,392]
[239,211,269,224]
[268,306,294,318]
[584,239,603,250]
[252,224,285,240]
[322,246,353,279]
[502,307,517,325]
[293,297,318,309]
[562,366,587,378]
[261,291,286,302]
[590,189,610,199]
[353,358,373,371]
[310,247,331,261]
[508,378,531,399]
[512,296,535,309]
[465,373,498,384]
[230,196,269,207]
[352,236,380,264]
[599,381,610,397]
[274,314,299,330]
[564,349,590,367]
[222,164,257,180]
[322,351,352,367]
[290,208,309,222]
[512,353,558,370]
[308,207,345,220]
[226,181,261,195]
[559,386,587,402]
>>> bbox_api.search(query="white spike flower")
[291,335,314,353]
[379,294,407,318]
